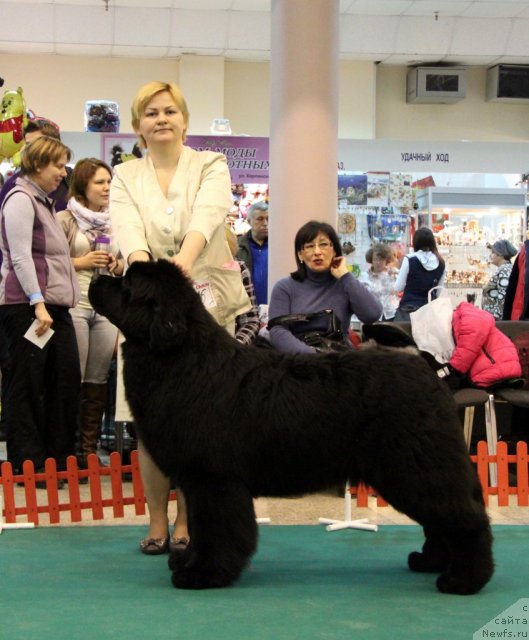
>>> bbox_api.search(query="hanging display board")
[59,132,529,182]
[337,139,529,174]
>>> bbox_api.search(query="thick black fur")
[89,260,493,594]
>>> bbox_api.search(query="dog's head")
[89,259,199,352]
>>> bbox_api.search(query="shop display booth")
[416,186,527,306]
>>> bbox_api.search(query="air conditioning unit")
[486,65,529,103]
[406,67,467,104]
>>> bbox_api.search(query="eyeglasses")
[302,241,333,252]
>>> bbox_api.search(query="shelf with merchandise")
[416,187,526,296]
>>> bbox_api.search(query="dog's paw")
[436,571,487,595]
[168,548,188,572]
[408,551,450,573]
[171,567,234,590]
[168,549,240,589]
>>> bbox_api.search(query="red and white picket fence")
[0,441,528,527]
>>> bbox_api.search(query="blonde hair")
[20,136,71,176]
[131,81,189,147]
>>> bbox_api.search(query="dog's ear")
[149,303,187,352]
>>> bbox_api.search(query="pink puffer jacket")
[449,302,521,387]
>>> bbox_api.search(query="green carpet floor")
[0,525,527,640]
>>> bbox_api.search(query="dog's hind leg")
[434,521,494,595]
[366,455,494,595]
[410,474,494,595]
[401,502,493,595]
[408,526,451,573]
[168,479,258,590]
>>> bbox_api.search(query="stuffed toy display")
[84,100,119,133]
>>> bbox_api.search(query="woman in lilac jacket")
[0,136,81,475]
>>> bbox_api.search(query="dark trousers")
[394,304,419,322]
[0,315,9,434]
[0,303,81,471]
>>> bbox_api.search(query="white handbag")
[410,287,455,364]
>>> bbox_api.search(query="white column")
[268,0,340,292]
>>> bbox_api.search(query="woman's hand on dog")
[170,254,193,278]
[169,231,207,278]
[108,254,125,276]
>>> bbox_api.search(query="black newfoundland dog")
[89,260,493,594]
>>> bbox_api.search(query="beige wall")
[338,61,376,139]
[224,60,377,139]
[2,53,529,142]
[180,55,225,135]
[376,65,529,142]
[0,54,179,133]
[225,61,270,136]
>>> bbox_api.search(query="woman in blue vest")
[394,227,445,321]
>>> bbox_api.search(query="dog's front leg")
[168,479,258,589]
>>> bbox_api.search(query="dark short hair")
[291,220,342,281]
[68,158,112,208]
[24,119,61,140]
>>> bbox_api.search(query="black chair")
[493,321,529,439]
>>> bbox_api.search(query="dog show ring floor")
[1,524,528,640]
[1,438,529,640]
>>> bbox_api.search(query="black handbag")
[268,309,350,353]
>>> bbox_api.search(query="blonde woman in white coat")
[110,81,250,555]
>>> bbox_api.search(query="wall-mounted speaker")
[486,65,529,103]
[406,67,467,104]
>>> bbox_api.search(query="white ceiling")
[1,0,529,66]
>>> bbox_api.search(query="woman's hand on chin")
[330,256,349,279]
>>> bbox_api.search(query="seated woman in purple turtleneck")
[268,220,382,353]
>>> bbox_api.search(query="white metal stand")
[319,482,378,532]
[485,394,498,488]
[462,394,498,487]
[256,517,271,524]
[0,496,35,534]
